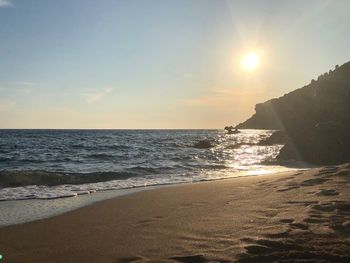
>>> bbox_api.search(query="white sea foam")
[0,187,151,227]
[0,129,307,224]
[0,166,300,227]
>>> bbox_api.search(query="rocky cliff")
[236,61,350,165]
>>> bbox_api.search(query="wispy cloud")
[9,81,35,86]
[0,0,13,7]
[9,81,35,94]
[0,81,35,94]
[82,87,113,103]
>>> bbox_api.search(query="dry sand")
[0,164,350,262]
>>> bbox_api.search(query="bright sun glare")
[241,52,260,71]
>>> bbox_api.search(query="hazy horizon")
[1,0,350,129]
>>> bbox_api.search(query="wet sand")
[0,164,350,262]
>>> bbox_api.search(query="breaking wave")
[0,129,297,200]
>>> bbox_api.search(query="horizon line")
[0,128,225,130]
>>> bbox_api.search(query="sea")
[0,129,302,226]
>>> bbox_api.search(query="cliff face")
[236,61,350,165]
[236,61,350,131]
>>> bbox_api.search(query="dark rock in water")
[227,129,240,134]
[259,130,288,145]
[224,126,240,134]
[277,122,350,165]
[193,140,214,149]
[235,61,350,165]
[224,125,234,131]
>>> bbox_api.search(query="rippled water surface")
[0,129,293,200]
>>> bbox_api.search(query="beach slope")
[1,165,350,262]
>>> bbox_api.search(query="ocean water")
[0,129,293,201]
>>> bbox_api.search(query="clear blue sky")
[1,0,349,128]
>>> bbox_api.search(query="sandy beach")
[2,1,350,262]
[0,164,350,262]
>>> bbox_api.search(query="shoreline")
[0,186,155,228]
[0,167,301,227]
[0,164,349,262]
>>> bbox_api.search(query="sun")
[241,52,260,71]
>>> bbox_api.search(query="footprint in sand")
[300,178,329,186]
[134,216,164,227]
[286,200,318,207]
[276,186,300,192]
[264,231,290,238]
[237,238,305,262]
[170,254,208,263]
[304,217,328,224]
[237,235,350,263]
[280,218,294,224]
[289,222,309,230]
[117,256,144,263]
[315,189,339,196]
[318,167,339,175]
[313,202,350,213]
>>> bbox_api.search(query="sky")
[0,0,350,129]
